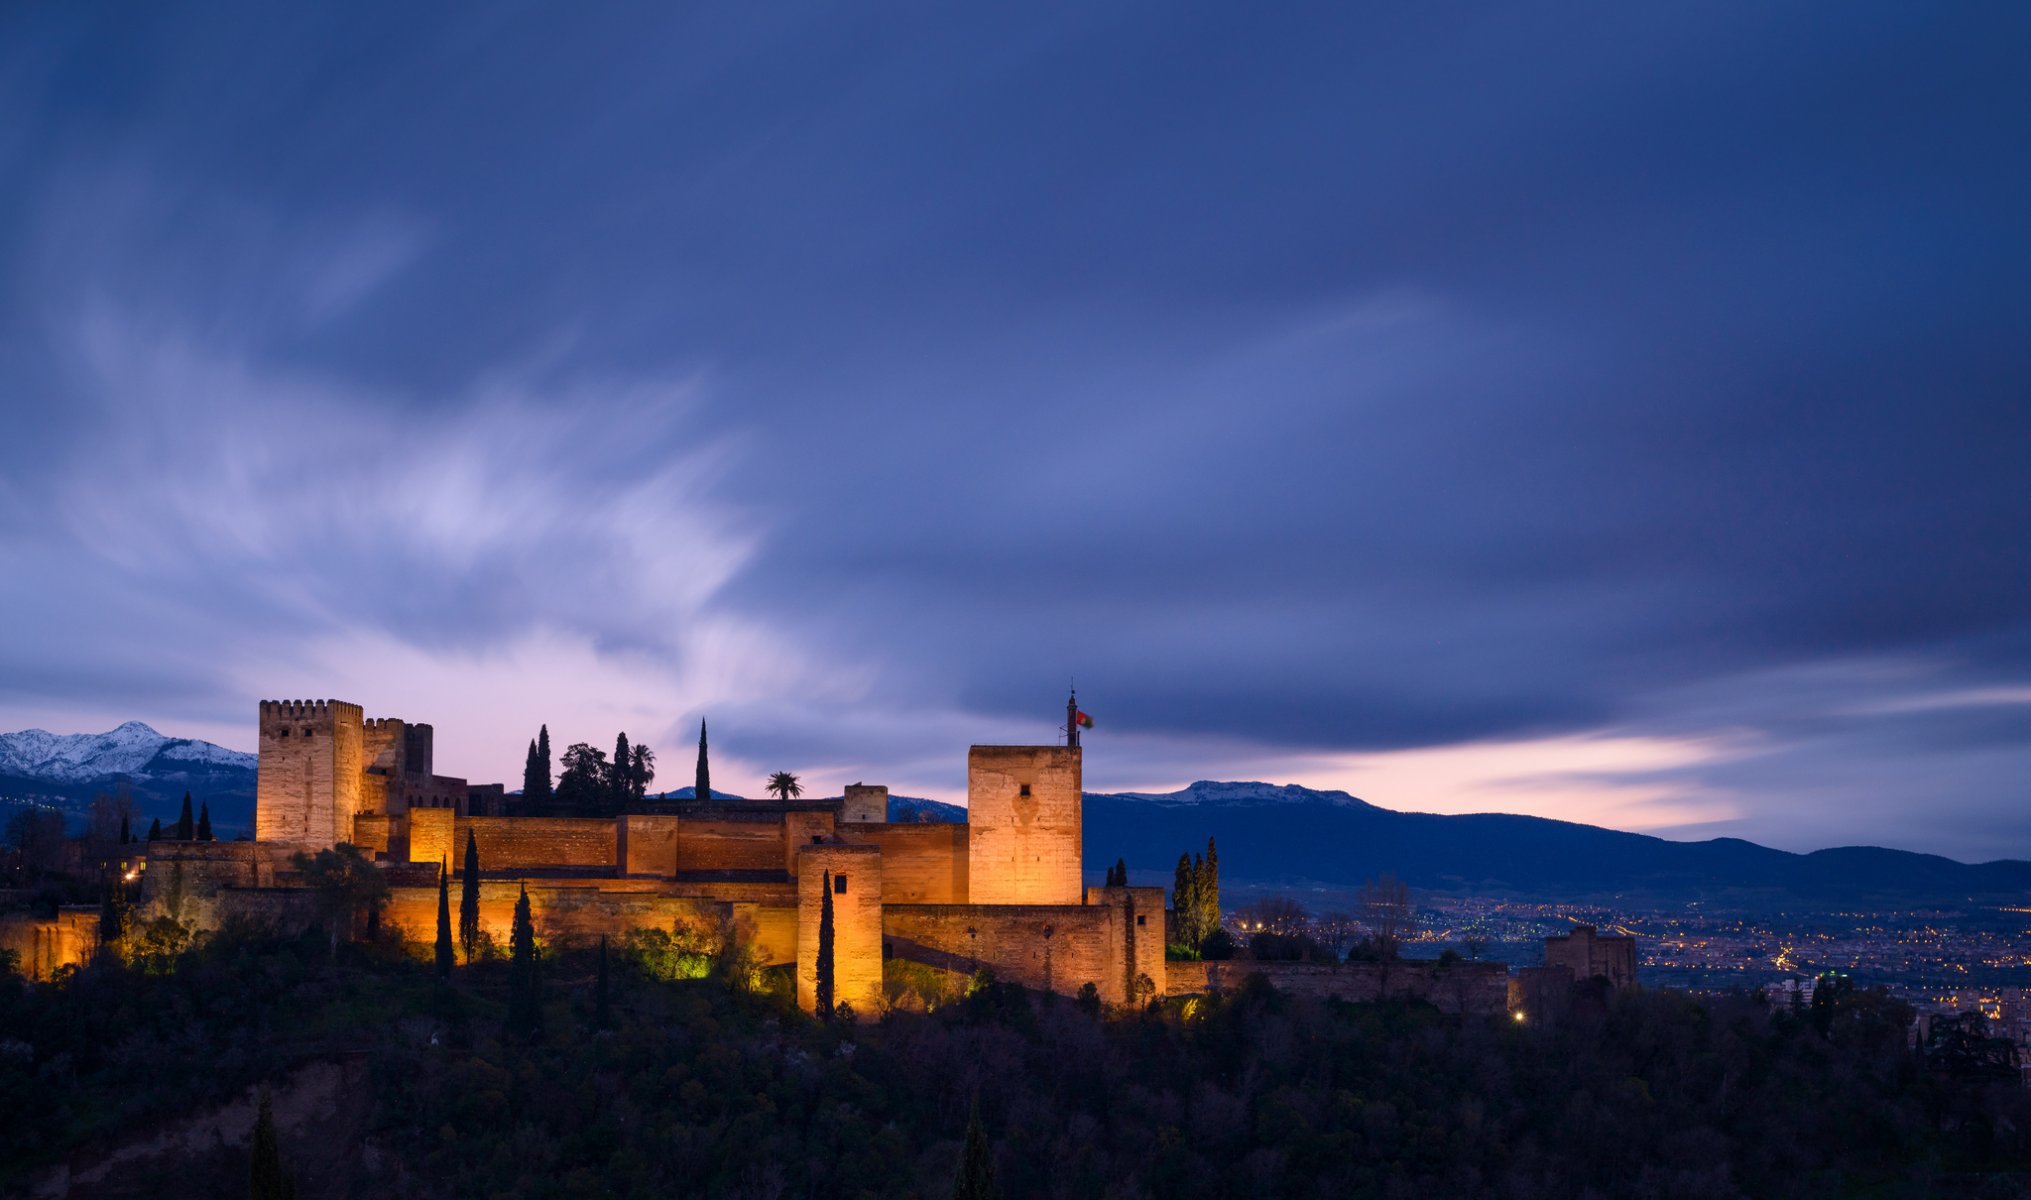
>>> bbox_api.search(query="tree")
[767,771,804,802]
[196,801,213,842]
[507,883,542,1042]
[1172,853,1199,948]
[695,719,710,800]
[147,817,162,842]
[595,933,611,1031]
[8,809,66,878]
[290,843,388,958]
[249,1089,295,1200]
[97,887,125,964]
[118,813,130,845]
[1361,873,1412,984]
[612,732,632,814]
[1199,838,1221,939]
[629,742,655,802]
[176,791,195,841]
[434,859,453,981]
[458,828,481,965]
[952,1096,1000,1200]
[816,870,835,1021]
[522,738,543,810]
[1107,857,1128,887]
[556,743,609,815]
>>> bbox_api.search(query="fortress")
[158,693,1168,1015]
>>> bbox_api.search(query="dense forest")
[4,922,2030,1199]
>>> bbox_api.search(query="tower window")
[1137,915,1147,927]
[834,875,848,894]
[1019,784,1031,798]
[277,729,289,738]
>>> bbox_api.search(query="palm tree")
[766,771,803,802]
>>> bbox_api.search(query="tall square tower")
[965,745,1082,905]
[255,699,364,848]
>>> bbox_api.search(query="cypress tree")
[147,817,162,841]
[952,1096,1000,1200]
[119,813,130,845]
[249,1089,294,1200]
[508,883,541,1042]
[97,889,123,962]
[176,791,194,841]
[613,732,631,814]
[1200,838,1220,938]
[1173,853,1198,947]
[694,719,710,801]
[535,725,553,806]
[197,801,213,842]
[595,933,611,1030]
[434,860,453,980]
[522,739,541,809]
[458,828,481,964]
[816,871,835,1021]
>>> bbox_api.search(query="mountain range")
[5,724,2025,905]
[0,722,258,833]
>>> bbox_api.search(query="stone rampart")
[409,814,617,872]
[677,817,783,874]
[1164,959,1510,1016]
[883,900,1138,1004]
[620,815,680,876]
[0,907,98,980]
[382,879,728,948]
[846,823,969,903]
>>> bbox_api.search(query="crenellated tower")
[255,699,365,848]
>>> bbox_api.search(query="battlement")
[363,717,407,732]
[259,699,364,725]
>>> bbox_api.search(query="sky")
[2,4,2028,859]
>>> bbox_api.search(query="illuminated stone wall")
[881,899,1149,1004]
[965,745,1082,905]
[381,878,728,948]
[677,817,786,873]
[796,842,882,1018]
[620,815,680,876]
[0,908,98,980]
[255,700,364,848]
[847,823,969,903]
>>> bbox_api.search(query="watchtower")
[255,699,364,848]
[966,744,1082,905]
[796,841,883,1019]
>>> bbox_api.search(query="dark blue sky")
[3,4,2028,857]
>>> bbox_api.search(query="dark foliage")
[248,1088,294,1200]
[147,816,161,841]
[433,862,453,981]
[506,884,542,1043]
[176,791,194,841]
[695,719,710,803]
[458,829,480,966]
[816,870,835,1021]
[197,802,213,842]
[4,931,2031,1198]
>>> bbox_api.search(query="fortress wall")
[142,839,268,893]
[1544,926,1637,990]
[677,818,784,874]
[845,824,970,903]
[358,773,390,820]
[409,807,453,867]
[796,843,882,1018]
[882,902,1131,1004]
[381,880,728,948]
[351,813,392,857]
[408,814,617,871]
[1163,960,1510,1016]
[620,815,680,876]
[733,901,798,966]
[966,746,1082,905]
[460,818,617,871]
[781,811,835,873]
[1085,885,1167,998]
[0,908,98,980]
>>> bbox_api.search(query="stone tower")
[796,841,882,1019]
[966,744,1083,905]
[255,699,365,848]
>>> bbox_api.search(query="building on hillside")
[1543,923,1638,990]
[149,692,1172,1017]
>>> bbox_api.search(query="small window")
[1137,915,1147,927]
[834,875,848,894]
[1018,784,1031,798]
[277,729,289,738]
[302,728,313,737]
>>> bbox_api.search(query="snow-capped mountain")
[0,721,255,783]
